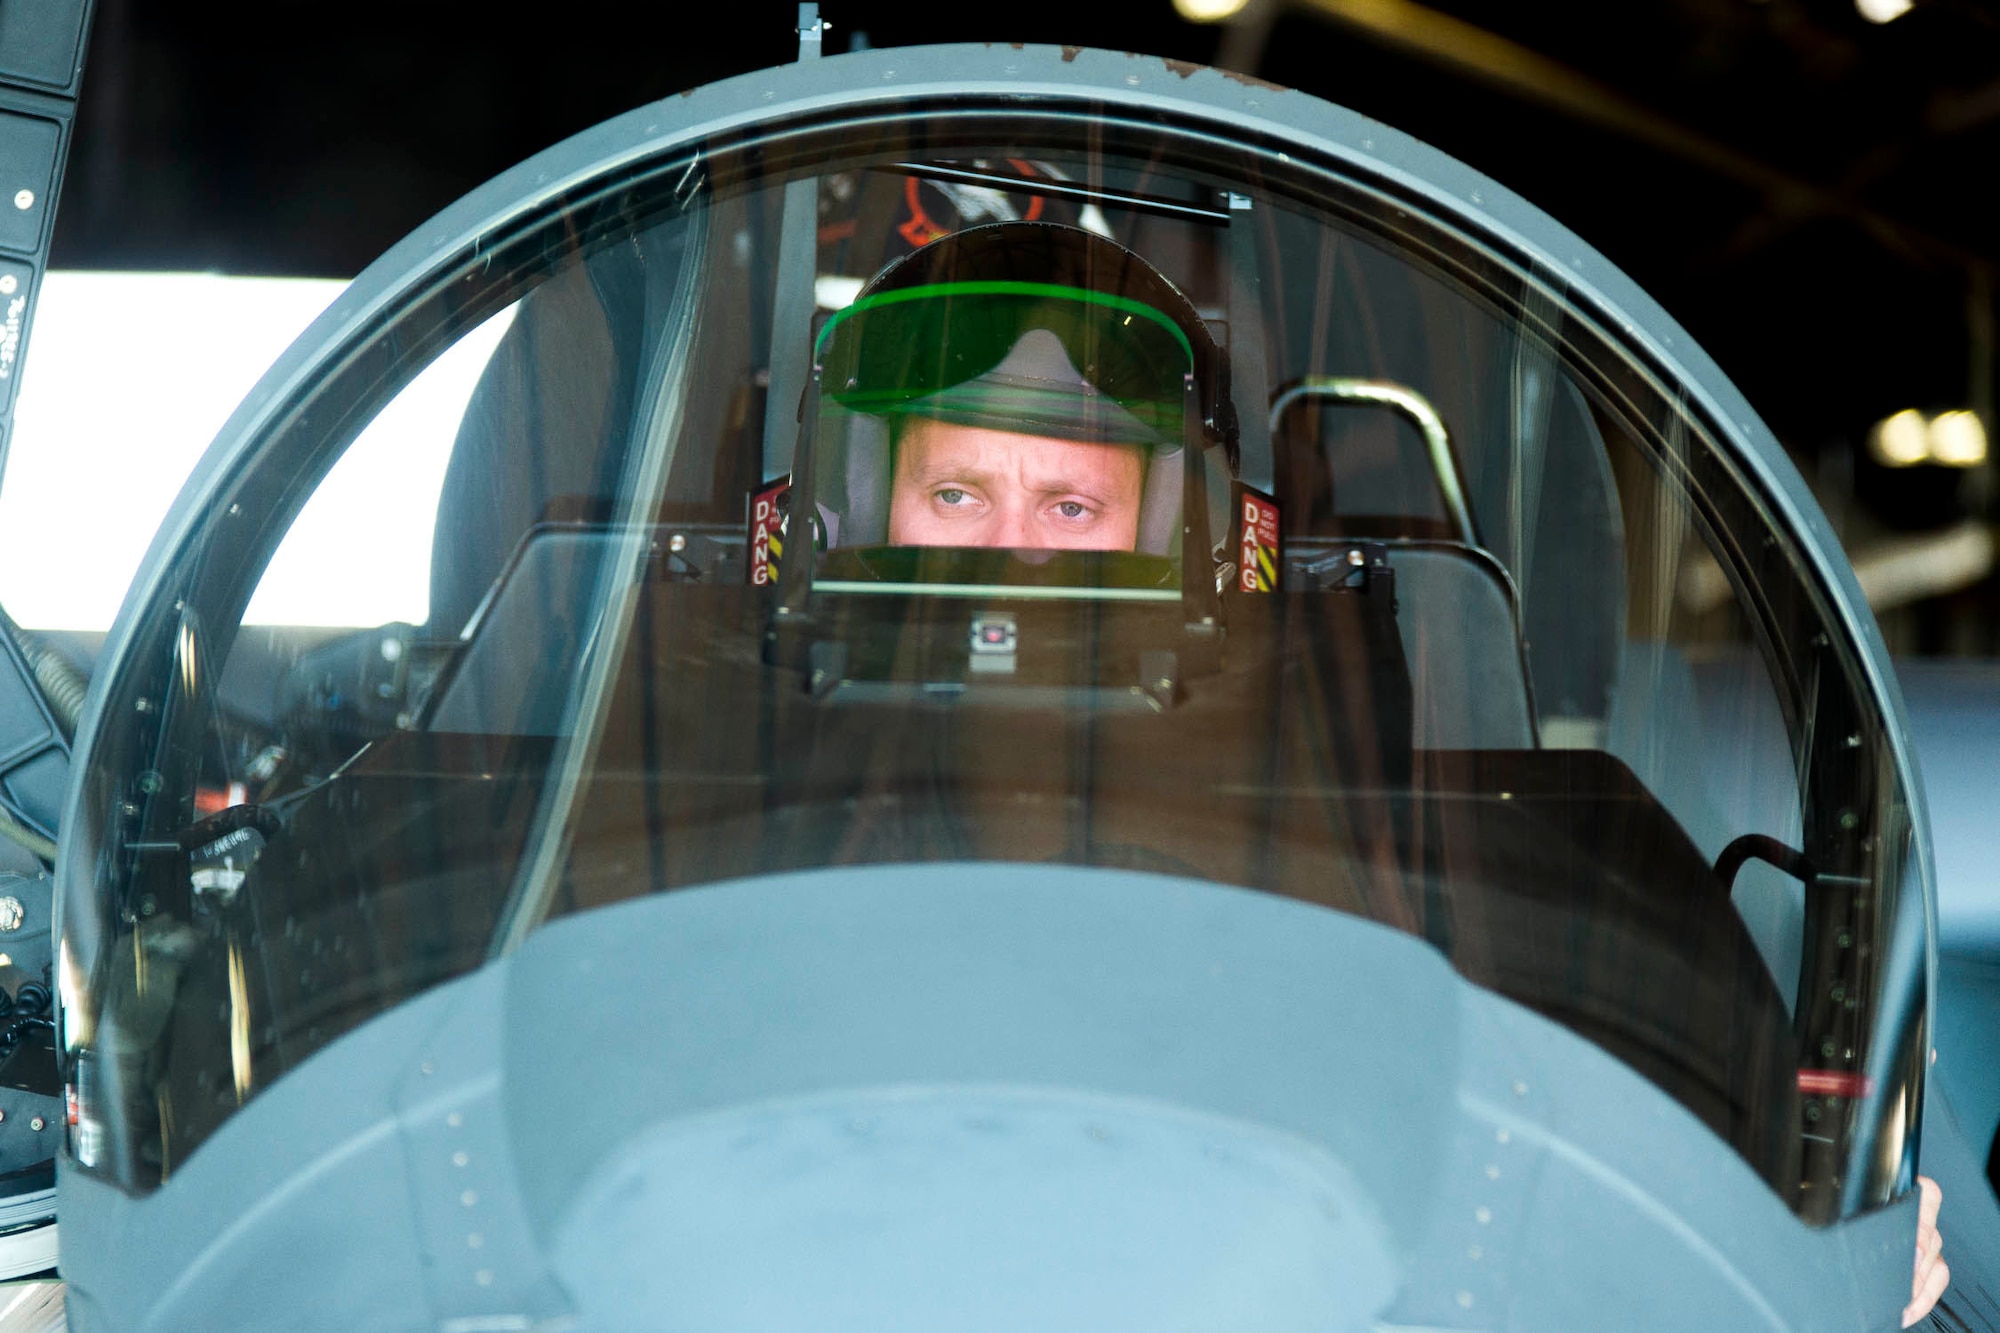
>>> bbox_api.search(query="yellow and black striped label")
[1253,540,1277,592]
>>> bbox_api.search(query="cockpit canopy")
[58,46,1926,1226]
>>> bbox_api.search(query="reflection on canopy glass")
[60,109,1921,1229]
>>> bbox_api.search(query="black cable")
[1713,832,1813,893]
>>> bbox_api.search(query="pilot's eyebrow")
[1029,475,1111,501]
[903,456,1001,488]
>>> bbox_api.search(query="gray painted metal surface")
[58,867,1920,1329]
[1920,976,2000,1329]
[1900,660,2000,951]
[1900,659,2000,1327]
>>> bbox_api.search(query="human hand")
[1903,1174,1948,1328]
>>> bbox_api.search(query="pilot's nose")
[990,500,1036,548]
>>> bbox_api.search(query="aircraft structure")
[0,9,1992,1330]
[0,0,90,1297]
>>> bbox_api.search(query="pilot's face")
[886,418,1145,551]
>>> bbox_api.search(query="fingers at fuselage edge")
[1903,1175,1947,1328]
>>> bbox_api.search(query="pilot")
[812,219,1234,557]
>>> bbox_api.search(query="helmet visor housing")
[809,221,1218,564]
[816,280,1193,446]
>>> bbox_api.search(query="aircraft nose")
[549,1086,1398,1332]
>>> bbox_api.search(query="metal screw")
[0,1109,8,1123]
[0,897,22,933]
[29,1117,44,1131]
[13,190,33,211]
[669,533,687,553]
[137,771,164,794]
[0,275,14,295]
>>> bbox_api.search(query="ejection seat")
[1269,378,1539,752]
[420,201,730,737]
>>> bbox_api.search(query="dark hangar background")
[50,0,2000,653]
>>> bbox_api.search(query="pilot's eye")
[936,487,970,506]
[1054,501,1091,521]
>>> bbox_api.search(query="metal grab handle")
[1270,377,1477,546]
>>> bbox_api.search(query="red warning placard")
[748,476,790,586]
[1237,485,1280,593]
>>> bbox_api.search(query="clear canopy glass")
[57,93,1925,1224]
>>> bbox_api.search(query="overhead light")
[1174,0,1253,21]
[1866,408,1988,468]
[1870,409,1930,466]
[1855,0,1913,22]
[1929,410,1989,466]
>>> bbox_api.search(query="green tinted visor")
[814,281,1195,446]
